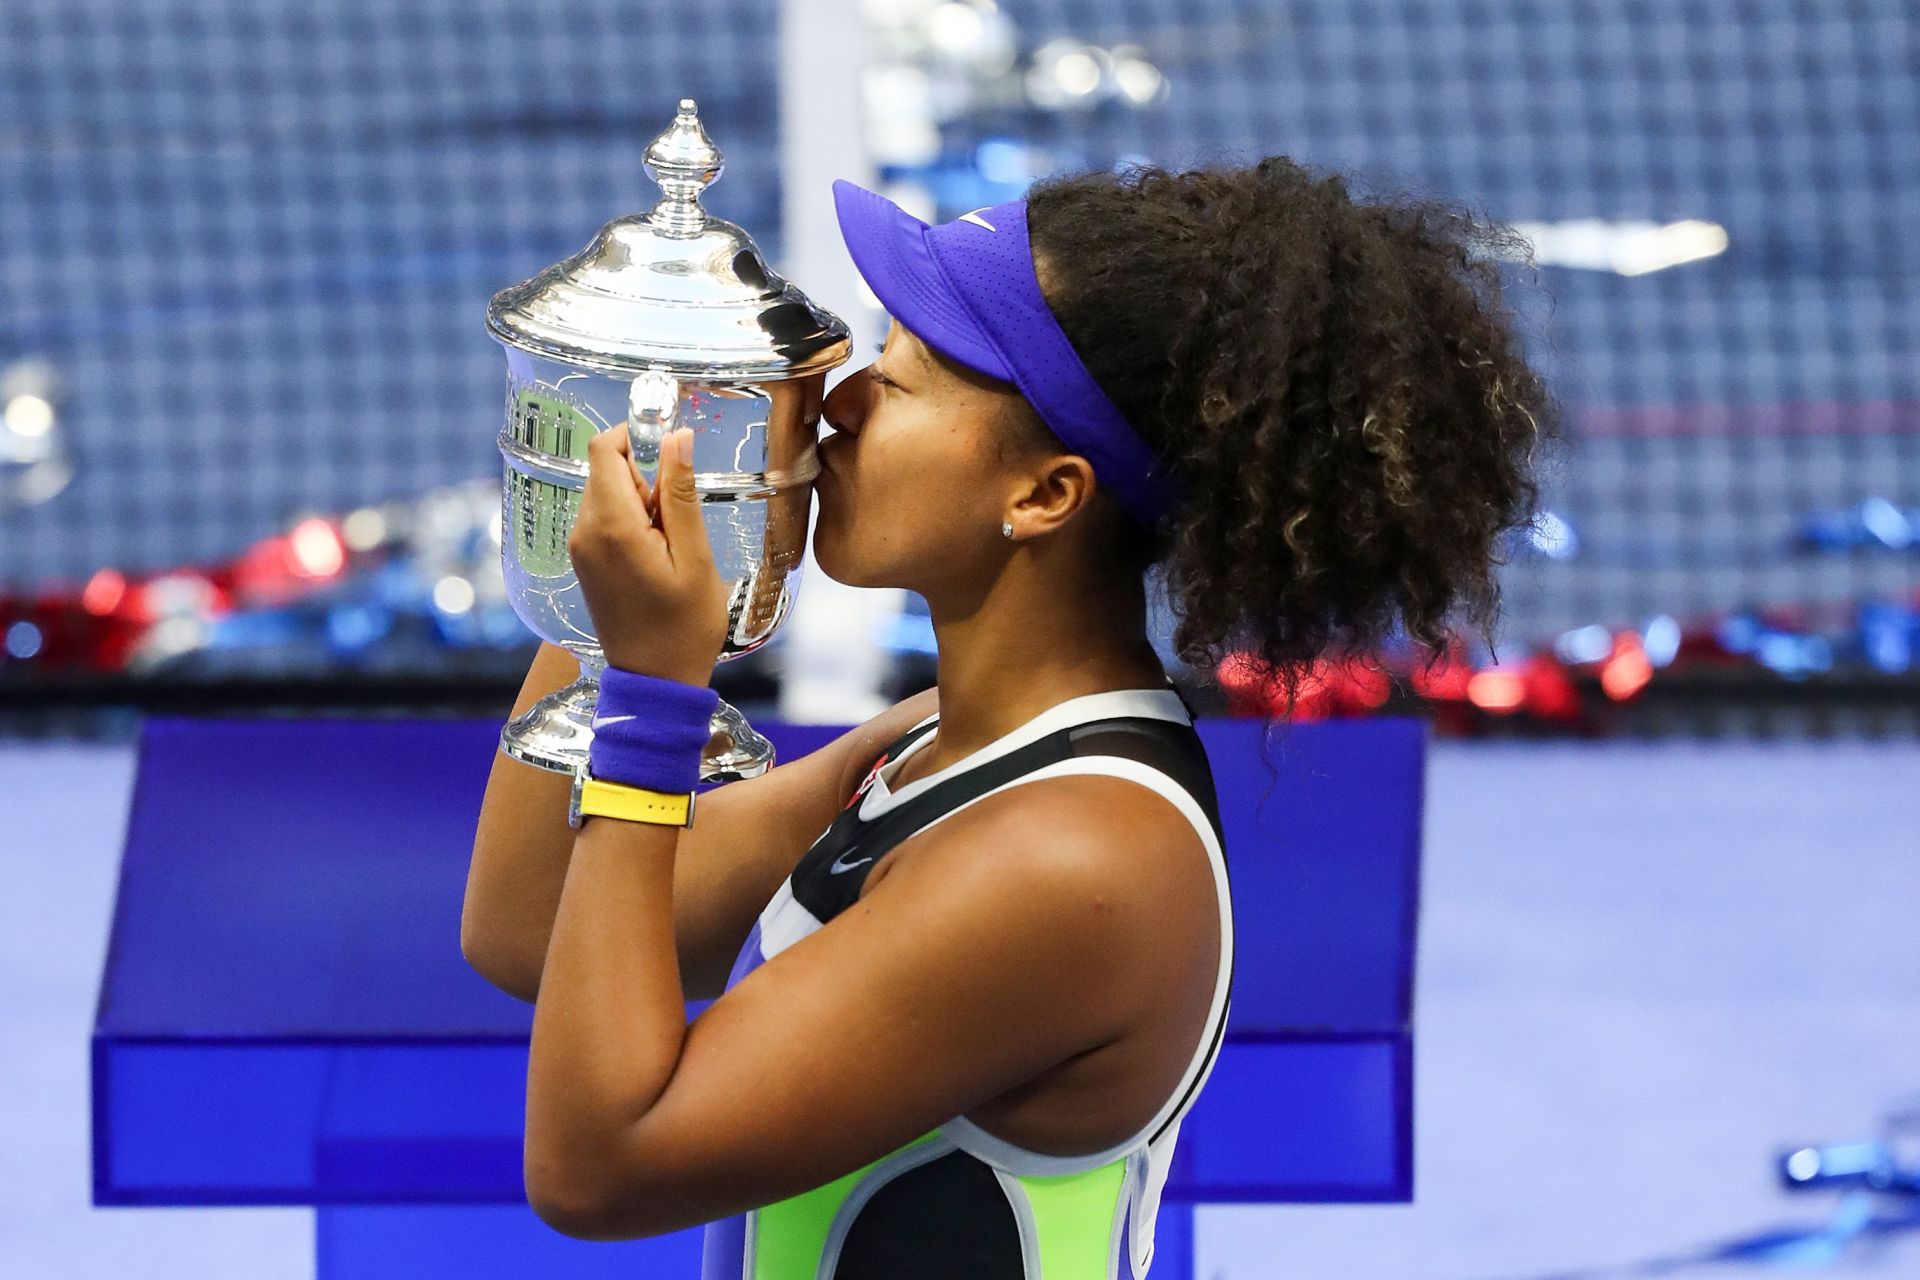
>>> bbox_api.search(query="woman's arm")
[521,772,1214,1239]
[461,642,940,1002]
[461,643,584,1001]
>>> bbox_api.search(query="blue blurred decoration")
[1796,498,1920,553]
[1856,602,1920,674]
[1640,614,1682,668]
[1712,610,1840,680]
[204,610,308,653]
[1552,624,1612,666]
[1754,630,1835,680]
[4,620,45,660]
[325,601,394,657]
[1718,612,1763,657]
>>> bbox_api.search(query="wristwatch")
[567,770,697,829]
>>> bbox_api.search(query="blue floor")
[3,737,1917,1279]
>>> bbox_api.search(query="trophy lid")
[486,99,852,381]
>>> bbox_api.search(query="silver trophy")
[486,99,851,782]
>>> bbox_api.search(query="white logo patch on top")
[958,209,997,232]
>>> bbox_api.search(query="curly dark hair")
[1021,155,1561,716]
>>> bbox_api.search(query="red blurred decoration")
[1406,647,1473,702]
[1467,667,1526,712]
[1216,651,1393,720]
[1600,632,1654,700]
[1216,640,1581,729]
[3,492,1910,730]
[227,518,346,608]
[81,569,127,616]
[1521,654,1583,720]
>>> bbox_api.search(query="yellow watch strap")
[575,777,695,827]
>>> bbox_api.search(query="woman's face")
[812,319,1041,595]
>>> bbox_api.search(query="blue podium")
[92,714,1423,1277]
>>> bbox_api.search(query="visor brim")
[831,179,1011,382]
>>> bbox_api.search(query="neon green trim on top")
[1020,1156,1130,1280]
[745,1132,1132,1279]
[750,1131,942,1280]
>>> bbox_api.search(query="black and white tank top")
[701,684,1235,1280]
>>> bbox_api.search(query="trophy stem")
[499,649,775,784]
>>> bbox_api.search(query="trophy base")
[500,671,774,784]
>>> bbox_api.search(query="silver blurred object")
[486,98,851,781]
[0,358,74,510]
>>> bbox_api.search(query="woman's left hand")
[569,425,730,688]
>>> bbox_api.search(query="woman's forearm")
[461,642,584,1000]
[523,811,688,1225]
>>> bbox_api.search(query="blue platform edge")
[92,714,1421,1209]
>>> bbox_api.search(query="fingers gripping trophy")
[486,99,851,782]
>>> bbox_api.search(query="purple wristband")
[587,667,720,793]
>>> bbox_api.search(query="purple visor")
[831,179,1175,530]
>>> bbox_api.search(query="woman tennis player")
[463,158,1551,1277]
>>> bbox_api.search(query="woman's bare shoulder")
[882,769,1215,966]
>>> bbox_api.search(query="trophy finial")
[644,99,725,237]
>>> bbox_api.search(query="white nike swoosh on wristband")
[592,714,638,729]
[829,850,875,875]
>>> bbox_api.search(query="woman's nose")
[821,366,873,436]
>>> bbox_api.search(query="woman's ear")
[1009,453,1098,538]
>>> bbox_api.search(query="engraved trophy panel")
[486,98,849,782]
